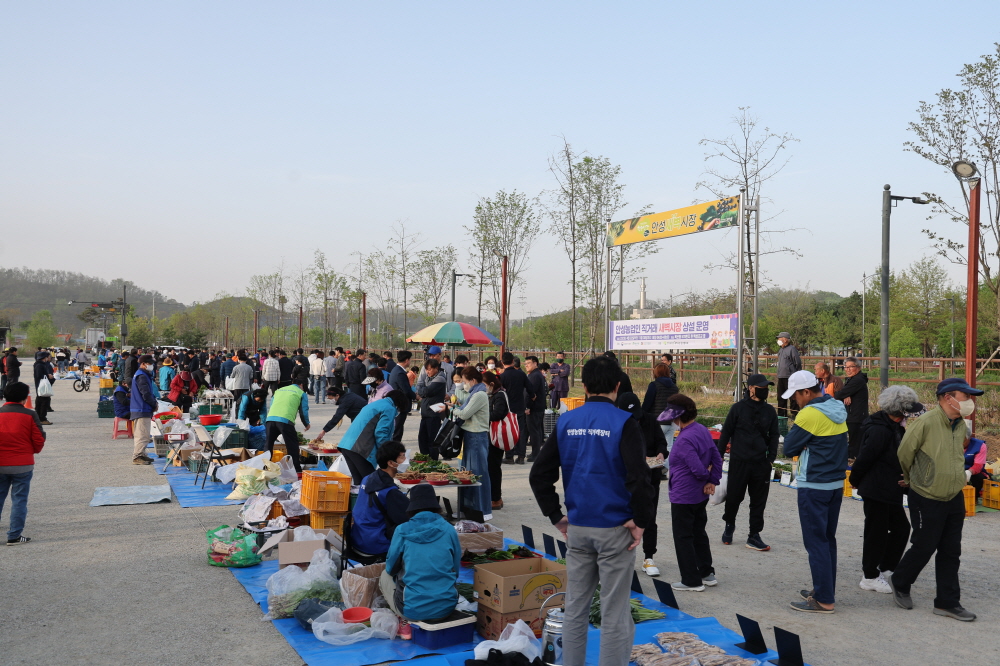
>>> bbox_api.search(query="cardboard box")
[341,562,386,608]
[259,527,339,569]
[171,446,203,466]
[457,524,504,553]
[476,603,556,640]
[473,558,567,613]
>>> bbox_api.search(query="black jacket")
[526,369,547,411]
[323,391,367,431]
[420,374,447,418]
[3,353,21,379]
[344,359,367,394]
[618,369,633,395]
[641,377,678,417]
[291,364,309,387]
[500,367,531,414]
[361,469,410,539]
[717,396,780,463]
[388,365,415,401]
[849,411,906,505]
[278,357,294,382]
[123,356,139,384]
[835,372,870,423]
[33,360,54,388]
[489,389,510,422]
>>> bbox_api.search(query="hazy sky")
[3,2,999,321]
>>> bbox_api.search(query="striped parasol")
[406,321,502,347]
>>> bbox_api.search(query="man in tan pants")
[129,355,158,465]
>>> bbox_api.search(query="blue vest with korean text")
[558,400,633,528]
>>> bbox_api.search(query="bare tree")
[906,43,1000,337]
[313,250,349,349]
[411,245,457,325]
[547,139,580,380]
[389,221,422,341]
[362,251,403,347]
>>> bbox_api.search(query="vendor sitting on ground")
[237,388,268,426]
[336,390,409,468]
[379,483,461,622]
[964,424,991,498]
[313,387,367,442]
[351,441,410,557]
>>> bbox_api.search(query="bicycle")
[73,371,92,393]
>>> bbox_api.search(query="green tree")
[893,256,953,356]
[126,316,155,349]
[179,329,208,349]
[25,310,56,349]
[889,326,922,357]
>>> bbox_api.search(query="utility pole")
[253,309,259,352]
[362,292,368,351]
[224,316,230,350]
[451,270,473,322]
[297,306,303,350]
[121,284,128,346]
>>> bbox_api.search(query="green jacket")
[897,406,966,502]
[267,385,309,427]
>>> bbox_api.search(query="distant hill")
[0,267,186,335]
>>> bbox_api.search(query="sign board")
[606,196,740,247]
[608,314,739,351]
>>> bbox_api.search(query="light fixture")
[952,160,978,179]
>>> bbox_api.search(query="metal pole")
[500,256,508,356]
[297,306,303,349]
[880,185,891,389]
[861,273,866,361]
[752,195,761,374]
[965,178,981,390]
[253,310,259,352]
[121,284,128,346]
[224,316,229,350]
[605,245,612,343]
[451,270,457,322]
[735,190,746,399]
[617,244,624,321]
[362,292,367,351]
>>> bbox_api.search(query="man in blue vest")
[351,441,410,556]
[529,355,654,666]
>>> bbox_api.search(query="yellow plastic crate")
[963,485,976,517]
[309,511,347,534]
[982,479,1000,510]
[99,378,114,389]
[301,470,351,512]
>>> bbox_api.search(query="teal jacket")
[782,395,849,490]
[386,511,461,621]
[337,397,397,467]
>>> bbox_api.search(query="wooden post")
[710,355,716,386]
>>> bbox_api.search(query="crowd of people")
[0,335,993,663]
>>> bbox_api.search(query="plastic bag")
[312,608,398,646]
[265,549,342,619]
[294,598,345,630]
[241,494,276,523]
[248,425,267,450]
[216,452,270,484]
[213,426,235,449]
[156,400,175,414]
[278,455,298,484]
[37,377,53,397]
[206,524,262,568]
[708,473,728,506]
[473,619,540,661]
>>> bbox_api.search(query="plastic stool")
[112,417,133,439]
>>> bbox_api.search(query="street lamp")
[880,185,930,388]
[450,270,474,323]
[491,250,508,355]
[952,161,982,393]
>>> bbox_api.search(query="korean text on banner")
[606,196,740,247]
[608,314,739,351]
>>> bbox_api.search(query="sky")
[3,2,999,322]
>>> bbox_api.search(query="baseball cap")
[935,378,984,396]
[781,370,819,400]
[427,345,442,355]
[777,332,791,339]
[747,373,774,387]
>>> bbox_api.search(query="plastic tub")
[199,414,223,426]
[342,607,373,624]
[411,612,476,649]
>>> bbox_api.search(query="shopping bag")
[206,524,261,567]
[434,418,458,447]
[489,391,519,451]
[37,377,53,397]
[708,472,728,506]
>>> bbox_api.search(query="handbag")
[489,392,520,452]
[225,375,236,390]
[37,377,53,397]
[433,417,459,448]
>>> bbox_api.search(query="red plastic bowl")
[342,607,373,624]
[199,414,223,426]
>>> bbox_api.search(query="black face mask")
[754,387,769,401]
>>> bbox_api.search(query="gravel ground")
[2,386,997,665]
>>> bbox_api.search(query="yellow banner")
[606,196,740,247]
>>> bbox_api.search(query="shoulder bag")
[489,391,520,452]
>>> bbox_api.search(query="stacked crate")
[300,470,351,534]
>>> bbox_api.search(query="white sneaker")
[859,575,892,594]
[671,581,705,592]
[873,573,892,594]
[642,558,660,577]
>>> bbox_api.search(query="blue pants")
[459,430,492,516]
[797,487,842,604]
[0,470,33,541]
[312,375,326,403]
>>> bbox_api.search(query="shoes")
[482,514,493,521]
[799,589,815,600]
[138,453,154,462]
[515,458,526,465]
[933,606,976,622]
[886,573,913,610]
[40,420,52,425]
[491,500,504,510]
[859,574,891,594]
[722,523,735,545]
[526,454,537,462]
[6,536,30,546]
[789,597,834,614]
[642,559,660,577]
[702,574,718,587]
[132,457,152,465]
[671,581,705,592]
[503,458,515,465]
[746,533,770,551]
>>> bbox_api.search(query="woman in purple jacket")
[664,394,723,592]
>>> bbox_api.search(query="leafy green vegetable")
[589,585,665,627]
[268,582,342,619]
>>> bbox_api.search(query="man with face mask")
[129,355,159,465]
[717,374,780,551]
[834,357,869,462]
[314,387,367,441]
[549,352,570,409]
[887,378,982,622]
[775,332,801,418]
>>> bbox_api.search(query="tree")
[411,245,457,325]
[25,310,56,349]
[547,139,581,383]
[313,251,349,349]
[466,190,542,328]
[389,221,421,340]
[362,251,403,347]
[906,44,1000,343]
[179,328,208,349]
[126,316,155,349]
[893,256,954,356]
[247,268,285,348]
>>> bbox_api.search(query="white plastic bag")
[235,418,250,431]
[265,548,341,619]
[156,400,175,414]
[473,619,540,661]
[216,452,270,484]
[312,608,398,646]
[708,472,728,506]
[37,377,53,397]
[278,455,298,484]
[213,426,235,449]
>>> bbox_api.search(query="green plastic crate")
[187,458,210,473]
[203,424,247,449]
[99,387,114,397]
[198,404,226,415]
[778,416,789,436]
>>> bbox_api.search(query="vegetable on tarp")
[589,585,666,627]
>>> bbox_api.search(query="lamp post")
[951,161,982,392]
[944,297,956,364]
[451,270,474,323]
[492,251,508,356]
[880,185,930,388]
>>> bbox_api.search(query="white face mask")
[487,363,495,370]
[776,339,784,347]
[951,395,976,417]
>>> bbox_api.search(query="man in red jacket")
[0,381,46,545]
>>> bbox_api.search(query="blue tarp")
[149,457,243,507]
